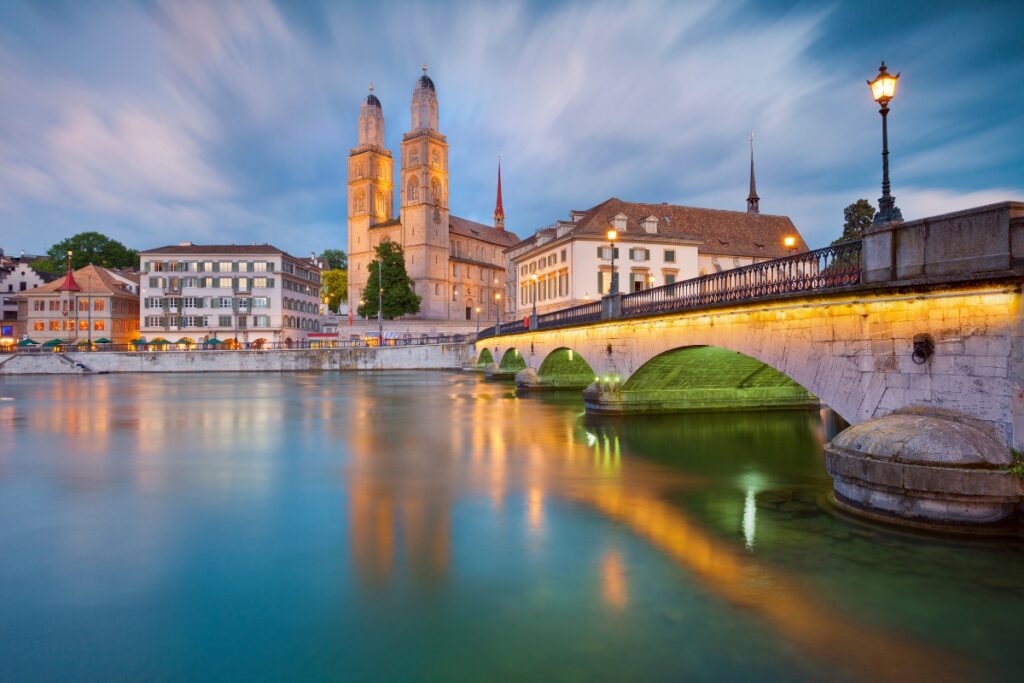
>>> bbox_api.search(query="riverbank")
[0,343,470,374]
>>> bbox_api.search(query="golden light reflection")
[600,550,628,609]
[528,486,543,533]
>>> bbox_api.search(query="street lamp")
[530,273,538,329]
[783,235,797,253]
[494,292,502,333]
[606,229,618,294]
[475,306,481,334]
[868,61,903,224]
[376,259,384,343]
[646,273,655,290]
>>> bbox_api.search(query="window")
[218,277,233,288]
[254,262,269,272]
[218,315,232,327]
[664,250,676,263]
[629,248,651,261]
[33,300,44,311]
[598,246,619,259]
[253,277,272,288]
[49,320,61,331]
[376,192,385,216]
[355,190,365,213]
[252,297,270,308]
[237,316,247,328]
[94,320,105,331]
[431,177,441,203]
[529,262,536,273]
[254,315,270,327]
[33,321,44,331]
[237,299,249,312]
[408,177,419,201]
[561,249,567,262]
[559,271,568,297]
[435,283,440,295]
[665,273,676,285]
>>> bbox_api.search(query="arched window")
[430,178,441,204]
[408,177,418,201]
[435,283,440,295]
[431,151,439,167]
[375,193,385,216]
[355,191,365,213]
[410,151,419,166]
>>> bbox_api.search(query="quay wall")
[0,344,471,375]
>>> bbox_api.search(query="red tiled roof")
[449,215,520,247]
[27,264,136,296]
[564,197,808,258]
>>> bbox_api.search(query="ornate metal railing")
[621,241,861,318]
[536,300,602,329]
[478,241,861,338]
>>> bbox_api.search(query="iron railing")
[1,335,469,354]
[621,241,861,318]
[482,241,862,337]
[537,300,602,329]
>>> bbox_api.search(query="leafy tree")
[319,248,348,271]
[357,241,421,319]
[36,231,139,273]
[321,269,348,313]
[832,199,876,245]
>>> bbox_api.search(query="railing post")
[601,292,623,320]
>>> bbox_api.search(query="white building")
[138,243,322,344]
[0,252,55,336]
[507,197,808,318]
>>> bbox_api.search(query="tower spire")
[747,131,760,214]
[493,156,505,230]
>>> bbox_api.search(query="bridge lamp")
[606,229,618,295]
[868,61,903,224]
[783,236,796,252]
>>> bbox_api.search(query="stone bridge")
[474,202,1024,531]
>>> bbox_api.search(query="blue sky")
[1,0,1021,256]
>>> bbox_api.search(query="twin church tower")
[347,67,518,321]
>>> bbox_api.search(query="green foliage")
[319,248,348,271]
[321,269,348,313]
[37,231,139,273]
[357,241,421,319]
[1009,449,1024,480]
[832,199,876,245]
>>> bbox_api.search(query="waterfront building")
[0,250,55,338]
[138,243,322,344]
[14,263,140,344]
[346,69,520,323]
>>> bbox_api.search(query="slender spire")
[747,131,760,214]
[493,156,505,230]
[56,251,81,292]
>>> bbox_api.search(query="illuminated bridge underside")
[584,346,818,414]
[479,284,1022,448]
[486,348,526,379]
[518,348,597,391]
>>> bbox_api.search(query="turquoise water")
[1,372,1022,682]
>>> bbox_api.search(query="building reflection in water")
[600,550,628,610]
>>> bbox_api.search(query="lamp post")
[646,273,655,290]
[475,306,481,334]
[494,292,502,334]
[606,229,618,294]
[377,261,383,344]
[530,273,538,329]
[783,235,797,254]
[868,62,903,224]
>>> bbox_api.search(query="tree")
[357,241,421,319]
[319,248,348,271]
[36,231,139,273]
[832,199,876,245]
[321,269,348,313]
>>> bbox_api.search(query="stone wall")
[0,344,470,375]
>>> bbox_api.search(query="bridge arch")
[587,345,817,414]
[523,347,598,390]
[497,348,526,372]
[476,347,494,366]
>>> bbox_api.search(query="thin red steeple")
[493,157,505,230]
[56,252,81,292]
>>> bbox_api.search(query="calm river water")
[1,372,1022,682]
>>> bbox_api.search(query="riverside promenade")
[0,343,471,374]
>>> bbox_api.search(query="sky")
[1,0,1022,257]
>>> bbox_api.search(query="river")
[1,372,1022,682]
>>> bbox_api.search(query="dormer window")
[610,213,628,233]
[641,216,658,234]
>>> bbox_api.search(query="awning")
[149,338,171,346]
[42,339,65,347]
[94,338,112,344]
[203,338,224,345]
[17,338,39,346]
[175,337,195,344]
[130,338,148,346]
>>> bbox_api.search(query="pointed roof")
[747,132,760,214]
[31,264,137,296]
[493,159,505,227]
[55,260,81,292]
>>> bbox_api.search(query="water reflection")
[0,374,1016,683]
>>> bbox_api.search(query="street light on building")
[783,235,797,253]
[530,273,538,329]
[868,62,903,224]
[475,306,481,334]
[606,229,618,294]
[494,292,502,333]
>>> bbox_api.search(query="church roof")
[564,197,807,258]
[418,74,435,91]
[449,215,520,247]
[366,93,381,108]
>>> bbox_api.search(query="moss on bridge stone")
[519,348,597,391]
[476,348,494,366]
[586,346,818,414]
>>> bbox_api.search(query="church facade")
[347,69,519,322]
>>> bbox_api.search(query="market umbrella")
[175,337,195,345]
[42,339,64,348]
[149,338,171,346]
[75,339,92,346]
[130,338,148,346]
[17,338,38,346]
[94,337,112,344]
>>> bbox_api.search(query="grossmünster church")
[347,67,519,321]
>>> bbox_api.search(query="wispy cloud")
[0,0,1020,255]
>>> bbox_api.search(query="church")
[346,67,519,322]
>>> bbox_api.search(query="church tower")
[746,131,760,214]
[400,66,450,319]
[347,86,394,311]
